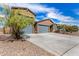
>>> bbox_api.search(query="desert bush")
[57,24,78,33]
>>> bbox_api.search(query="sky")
[0,3,79,26]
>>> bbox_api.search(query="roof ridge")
[11,6,36,16]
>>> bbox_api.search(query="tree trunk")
[11,25,22,40]
[3,27,6,34]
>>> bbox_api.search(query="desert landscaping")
[0,3,79,56]
[0,32,79,56]
[0,34,53,56]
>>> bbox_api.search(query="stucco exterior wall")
[12,9,35,18]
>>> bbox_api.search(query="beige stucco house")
[4,7,36,34]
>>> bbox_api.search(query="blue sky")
[0,3,79,26]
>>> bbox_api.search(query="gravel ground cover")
[0,34,53,56]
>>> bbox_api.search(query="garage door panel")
[38,25,49,33]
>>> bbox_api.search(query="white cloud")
[46,10,79,26]
[6,3,79,25]
[47,12,74,22]
[23,4,75,23]
[35,19,40,21]
[59,21,79,26]
[8,3,58,13]
[0,15,5,18]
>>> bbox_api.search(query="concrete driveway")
[27,33,79,56]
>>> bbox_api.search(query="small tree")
[71,25,79,32]
[2,4,10,34]
[6,12,34,40]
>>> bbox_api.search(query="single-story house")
[23,19,57,34]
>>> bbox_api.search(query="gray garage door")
[22,25,32,34]
[38,25,49,33]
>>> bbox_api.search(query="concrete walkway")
[63,44,79,56]
[27,33,79,56]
